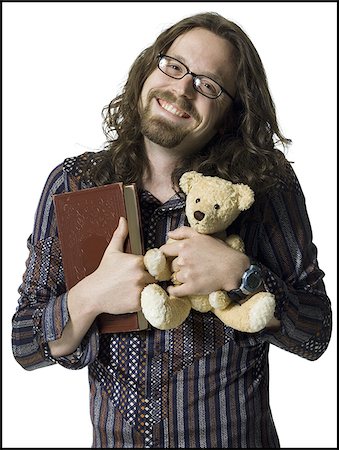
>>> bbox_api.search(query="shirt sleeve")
[244,169,332,360]
[12,162,100,371]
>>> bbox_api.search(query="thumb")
[107,216,129,253]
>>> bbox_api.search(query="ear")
[235,183,255,211]
[179,171,203,194]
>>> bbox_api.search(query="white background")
[2,2,337,448]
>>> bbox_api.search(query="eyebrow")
[170,53,225,85]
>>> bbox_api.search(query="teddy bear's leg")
[209,290,232,309]
[141,284,191,330]
[144,249,172,281]
[213,292,276,333]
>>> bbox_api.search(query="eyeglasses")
[157,54,234,101]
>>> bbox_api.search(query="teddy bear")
[140,171,275,333]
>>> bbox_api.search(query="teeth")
[159,100,189,118]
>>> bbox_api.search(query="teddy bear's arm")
[144,248,172,281]
[143,237,178,281]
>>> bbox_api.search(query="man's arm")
[159,169,331,360]
[12,160,155,368]
[48,217,154,358]
[12,163,99,370]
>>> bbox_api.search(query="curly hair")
[90,12,291,193]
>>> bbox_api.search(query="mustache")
[147,89,201,122]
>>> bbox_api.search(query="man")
[12,12,332,448]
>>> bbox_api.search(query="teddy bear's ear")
[179,171,203,194]
[236,183,255,211]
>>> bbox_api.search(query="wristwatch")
[227,260,263,302]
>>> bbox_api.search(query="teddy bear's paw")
[141,284,191,330]
[144,249,172,281]
[225,235,245,253]
[190,295,212,312]
[209,290,231,309]
[248,292,276,332]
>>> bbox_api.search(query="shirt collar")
[140,189,186,211]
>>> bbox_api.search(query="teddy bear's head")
[179,171,254,234]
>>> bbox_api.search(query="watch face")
[245,270,262,290]
[228,264,262,300]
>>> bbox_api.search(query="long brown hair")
[90,12,291,193]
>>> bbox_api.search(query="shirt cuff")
[253,259,287,321]
[40,293,99,369]
[42,293,69,342]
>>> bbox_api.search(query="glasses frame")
[157,53,235,101]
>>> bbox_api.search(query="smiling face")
[139,27,236,152]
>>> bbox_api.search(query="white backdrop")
[3,2,337,448]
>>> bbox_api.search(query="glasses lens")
[194,77,221,99]
[157,55,224,99]
[158,56,185,78]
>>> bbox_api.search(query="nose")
[194,210,205,221]
[173,73,196,98]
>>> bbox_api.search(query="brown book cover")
[53,183,149,333]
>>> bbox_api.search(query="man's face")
[139,27,236,152]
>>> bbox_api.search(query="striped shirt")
[12,151,332,448]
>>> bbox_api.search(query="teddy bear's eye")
[195,198,200,203]
[214,204,220,210]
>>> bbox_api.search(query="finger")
[159,241,180,257]
[107,217,129,252]
[167,226,196,240]
[167,283,191,298]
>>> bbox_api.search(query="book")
[53,182,149,333]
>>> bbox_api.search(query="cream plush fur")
[141,171,275,332]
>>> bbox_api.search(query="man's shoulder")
[62,150,103,177]
[272,157,303,196]
[253,157,304,210]
[59,148,109,188]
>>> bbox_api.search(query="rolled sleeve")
[12,159,101,371]
[250,175,332,360]
[42,293,70,342]
[232,164,332,360]
[40,293,100,369]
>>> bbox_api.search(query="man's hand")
[72,217,155,316]
[160,226,250,298]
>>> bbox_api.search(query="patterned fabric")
[12,151,332,448]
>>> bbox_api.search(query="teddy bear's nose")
[194,210,205,221]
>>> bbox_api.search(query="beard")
[141,115,190,148]
[140,89,201,148]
